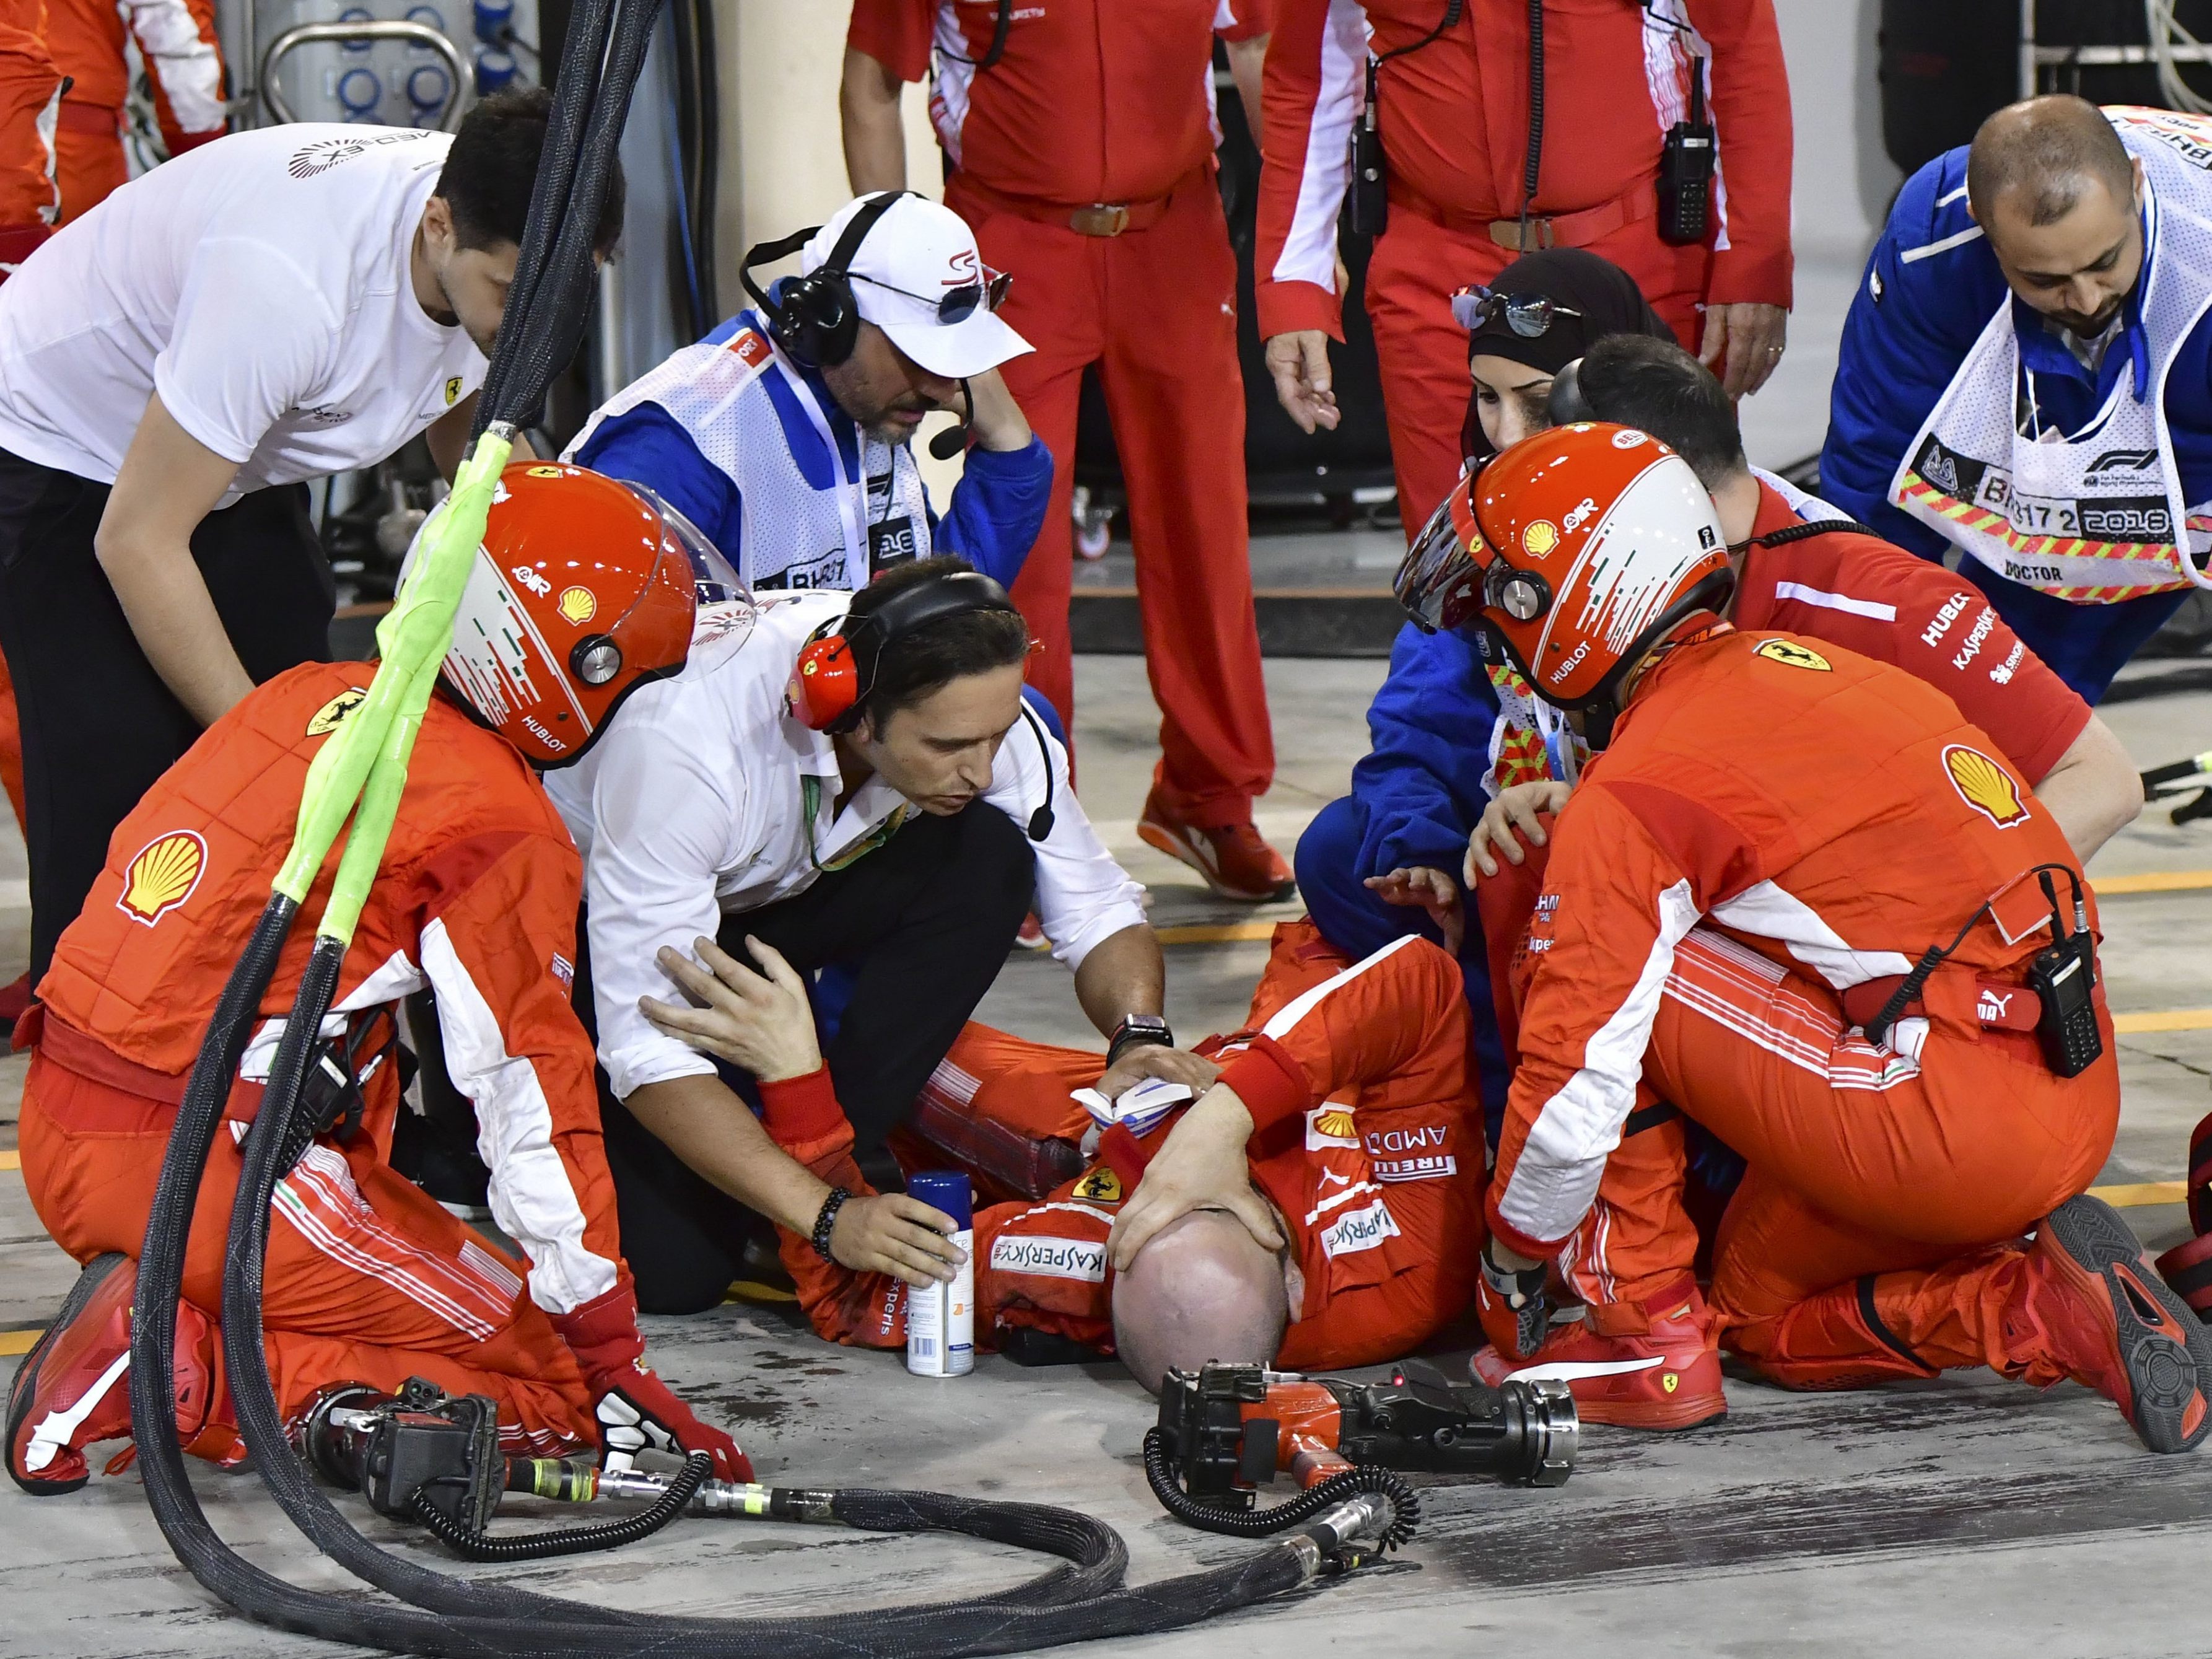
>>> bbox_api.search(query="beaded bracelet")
[811,1185,852,1263]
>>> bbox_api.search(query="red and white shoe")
[6,1253,231,1494]
[2016,1194,2212,1453]
[1473,1284,1727,1430]
[1136,788,1295,903]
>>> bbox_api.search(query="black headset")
[740,190,913,369]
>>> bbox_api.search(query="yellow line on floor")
[0,1150,16,1171]
[2089,1181,2189,1207]
[2114,1009,2212,1034]
[0,1329,36,1356]
[1154,921,1279,945]
[2093,869,2212,895]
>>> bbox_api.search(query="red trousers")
[1366,204,1709,540]
[53,110,123,224]
[781,961,1484,1370]
[19,1048,597,1457]
[948,170,1274,826]
[0,0,56,252]
[1480,847,2122,1381]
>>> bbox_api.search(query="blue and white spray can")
[904,1170,974,1378]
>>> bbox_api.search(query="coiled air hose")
[1142,1427,1422,1550]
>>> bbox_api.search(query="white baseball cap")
[800,192,1031,380]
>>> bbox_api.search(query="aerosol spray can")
[904,1170,974,1378]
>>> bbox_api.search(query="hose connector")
[1301,1491,1397,1570]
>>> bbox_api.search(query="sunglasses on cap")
[1450,284,1584,339]
[851,266,1012,326]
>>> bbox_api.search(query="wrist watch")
[1106,1013,1174,1069]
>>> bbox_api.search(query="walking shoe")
[1472,1284,1727,1430]
[1014,912,1052,952]
[6,1253,229,1494]
[2016,1194,2212,1453]
[1136,789,1295,903]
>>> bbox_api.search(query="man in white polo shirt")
[0,89,623,984]
[550,556,1207,1315]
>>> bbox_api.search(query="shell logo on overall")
[117,831,208,926]
[1305,1105,1361,1151]
[1943,744,2029,828]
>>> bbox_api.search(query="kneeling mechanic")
[1402,424,2212,1450]
[7,468,748,1494]
[551,555,1196,1316]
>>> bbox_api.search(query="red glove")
[549,1279,753,1481]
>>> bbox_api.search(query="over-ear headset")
[740,191,913,369]
[787,569,1022,736]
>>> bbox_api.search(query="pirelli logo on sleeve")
[989,1234,1108,1284]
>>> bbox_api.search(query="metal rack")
[2019,0,2212,100]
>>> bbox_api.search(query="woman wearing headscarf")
[1291,248,1672,1150]
[1457,248,1677,463]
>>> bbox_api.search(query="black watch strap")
[1106,1015,1173,1069]
[811,1186,852,1263]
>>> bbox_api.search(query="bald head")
[1964,97,2144,337]
[1111,1210,1288,1394]
[1967,96,2133,227]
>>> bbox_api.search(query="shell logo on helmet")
[1944,744,2029,828]
[557,587,598,624]
[1522,520,1559,558]
[117,831,207,926]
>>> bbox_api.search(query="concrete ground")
[2,636,2212,1658]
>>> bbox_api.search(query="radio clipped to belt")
[1344,0,1467,239]
[1862,864,2104,1079]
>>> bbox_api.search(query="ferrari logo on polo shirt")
[306,687,367,736]
[1305,1105,1361,1151]
[444,375,463,406]
[1752,639,1830,672]
[1073,1168,1122,1204]
[117,831,208,926]
[1944,743,2029,828]
[557,587,597,624]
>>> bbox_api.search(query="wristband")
[1106,1014,1173,1069]
[811,1185,852,1264]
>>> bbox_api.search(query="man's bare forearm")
[95,533,255,726]
[2035,714,2144,861]
[1073,923,1166,1037]
[624,1072,832,1233]
[841,46,909,194]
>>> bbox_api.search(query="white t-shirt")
[0,125,487,504]
[545,591,1150,1101]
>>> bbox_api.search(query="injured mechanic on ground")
[637,914,1484,1389]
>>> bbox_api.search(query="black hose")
[1142,1428,1421,1551]
[1521,0,1544,218]
[409,1453,710,1561]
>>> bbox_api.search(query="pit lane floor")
[3,654,2210,1659]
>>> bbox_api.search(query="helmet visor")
[618,481,756,675]
[1395,486,1489,635]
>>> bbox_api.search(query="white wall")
[1775,0,1900,264]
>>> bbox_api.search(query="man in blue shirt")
[1822,96,2212,702]
[567,191,1051,594]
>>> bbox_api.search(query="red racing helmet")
[1394,422,1734,719]
[433,462,746,767]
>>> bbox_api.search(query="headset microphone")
[1018,703,1056,840]
[929,379,975,462]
